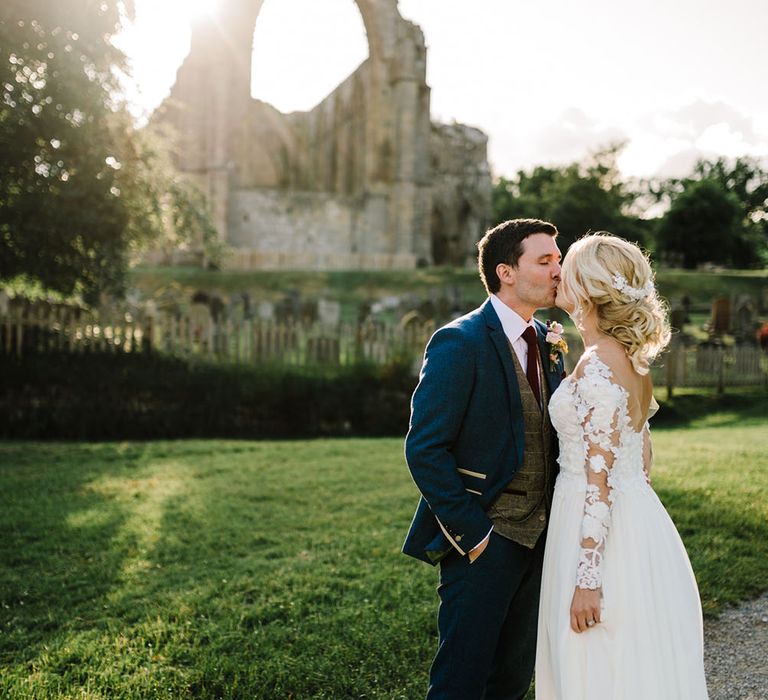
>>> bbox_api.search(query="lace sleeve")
[574,359,628,590]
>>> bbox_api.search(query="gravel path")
[705,592,768,699]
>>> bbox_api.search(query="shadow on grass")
[2,436,763,698]
[0,442,156,659]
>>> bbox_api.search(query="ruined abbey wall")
[153,0,490,270]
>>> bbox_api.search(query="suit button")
[539,515,546,522]
[455,535,463,542]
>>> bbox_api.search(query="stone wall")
[227,188,414,268]
[430,122,493,266]
[151,0,490,270]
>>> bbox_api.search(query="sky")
[116,0,768,180]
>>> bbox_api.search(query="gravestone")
[317,299,341,327]
[670,307,688,333]
[733,296,756,344]
[256,300,275,321]
[275,291,301,322]
[710,298,731,336]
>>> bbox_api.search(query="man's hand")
[467,534,490,563]
[570,587,602,633]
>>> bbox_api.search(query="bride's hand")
[570,587,602,633]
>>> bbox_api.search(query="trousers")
[427,531,546,700]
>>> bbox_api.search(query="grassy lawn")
[128,266,768,318]
[1,409,767,698]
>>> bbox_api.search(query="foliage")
[0,351,416,440]
[492,144,648,252]
[0,0,218,305]
[0,411,766,697]
[648,157,768,268]
[656,179,744,269]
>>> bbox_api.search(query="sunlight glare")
[251,0,368,113]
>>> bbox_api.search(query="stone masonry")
[152,0,491,269]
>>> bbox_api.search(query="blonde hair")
[561,232,670,375]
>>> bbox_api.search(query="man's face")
[503,233,562,312]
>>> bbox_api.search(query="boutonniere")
[545,321,568,371]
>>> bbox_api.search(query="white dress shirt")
[489,294,537,367]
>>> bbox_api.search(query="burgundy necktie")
[521,326,541,406]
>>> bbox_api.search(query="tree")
[656,179,743,268]
[492,144,648,253]
[692,157,768,267]
[644,156,768,268]
[0,0,217,304]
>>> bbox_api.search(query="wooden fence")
[651,343,768,395]
[2,310,766,391]
[0,309,436,367]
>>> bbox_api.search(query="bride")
[535,233,709,699]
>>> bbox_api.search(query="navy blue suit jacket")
[402,298,565,565]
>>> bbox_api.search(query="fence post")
[15,309,24,357]
[666,345,676,400]
[717,345,725,395]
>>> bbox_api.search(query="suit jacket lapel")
[482,300,525,464]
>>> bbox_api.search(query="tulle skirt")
[535,472,709,699]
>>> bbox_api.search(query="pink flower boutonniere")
[545,320,568,372]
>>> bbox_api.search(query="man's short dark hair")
[477,218,559,294]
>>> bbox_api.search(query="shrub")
[0,352,417,440]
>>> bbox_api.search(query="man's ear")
[496,263,516,287]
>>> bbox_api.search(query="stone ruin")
[151,0,492,270]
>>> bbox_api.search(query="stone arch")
[245,0,388,68]
[156,0,477,269]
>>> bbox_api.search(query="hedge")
[0,352,417,440]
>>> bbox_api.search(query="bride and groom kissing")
[403,219,709,699]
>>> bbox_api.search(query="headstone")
[257,300,275,321]
[228,293,246,323]
[240,292,252,319]
[399,309,425,329]
[371,295,401,315]
[417,299,436,321]
[208,295,225,322]
[710,298,731,336]
[275,291,301,322]
[670,307,688,333]
[300,299,319,323]
[191,290,210,305]
[734,296,755,343]
[317,299,341,326]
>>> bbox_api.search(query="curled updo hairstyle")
[562,232,670,375]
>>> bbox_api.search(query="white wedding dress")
[536,350,709,699]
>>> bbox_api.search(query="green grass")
[128,265,768,319]
[1,412,767,698]
[129,266,489,322]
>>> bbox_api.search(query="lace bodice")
[549,350,655,589]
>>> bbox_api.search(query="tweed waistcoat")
[487,340,558,548]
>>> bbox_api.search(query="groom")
[403,219,564,699]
